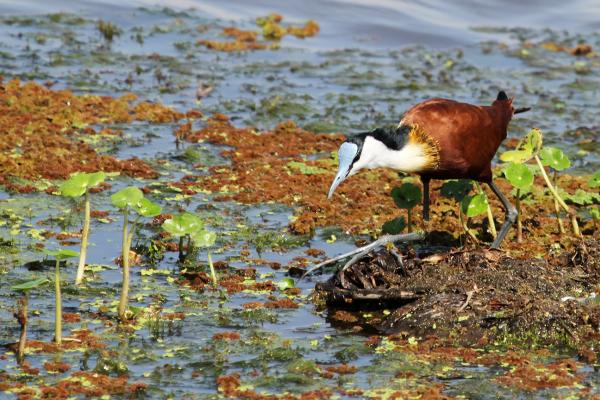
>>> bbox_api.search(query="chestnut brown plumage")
[328,91,526,248]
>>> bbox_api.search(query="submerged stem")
[179,236,184,262]
[55,259,62,345]
[16,294,28,365]
[75,191,91,285]
[118,211,130,321]
[534,156,580,237]
[208,251,217,286]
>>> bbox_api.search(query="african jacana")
[328,91,530,248]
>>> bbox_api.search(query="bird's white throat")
[352,136,429,174]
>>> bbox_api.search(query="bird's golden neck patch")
[406,124,440,170]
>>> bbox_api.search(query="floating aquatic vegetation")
[0,79,183,188]
[197,13,319,52]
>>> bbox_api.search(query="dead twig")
[458,284,480,312]
[301,232,424,279]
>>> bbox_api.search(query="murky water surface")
[0,1,598,398]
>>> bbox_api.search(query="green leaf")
[180,213,204,232]
[540,147,570,171]
[565,189,600,206]
[588,170,600,189]
[499,150,531,163]
[440,180,472,201]
[11,277,49,291]
[191,230,216,247]
[59,173,89,197]
[391,183,422,209]
[277,277,295,291]
[111,187,143,209]
[86,172,106,188]
[589,207,600,221]
[162,219,187,237]
[381,216,406,235]
[504,162,534,189]
[134,198,162,217]
[518,128,543,156]
[162,213,204,237]
[499,128,543,163]
[60,172,106,197]
[461,193,488,217]
[44,249,79,260]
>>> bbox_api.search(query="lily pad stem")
[17,294,28,365]
[516,189,522,243]
[118,210,130,321]
[208,251,217,286]
[534,156,580,237]
[552,171,565,234]
[54,258,62,345]
[75,191,90,285]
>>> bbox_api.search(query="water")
[0,1,598,398]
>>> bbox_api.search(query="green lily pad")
[504,162,534,190]
[60,172,106,197]
[391,183,422,209]
[134,198,162,217]
[461,193,488,217]
[44,248,79,260]
[162,213,204,237]
[111,186,144,209]
[191,230,216,247]
[540,147,571,171]
[381,216,406,235]
[441,180,472,201]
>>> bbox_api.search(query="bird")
[328,91,530,249]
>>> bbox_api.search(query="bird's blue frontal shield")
[328,142,358,199]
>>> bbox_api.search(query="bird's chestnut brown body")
[327,91,525,248]
[402,97,514,183]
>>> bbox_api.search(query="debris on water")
[315,239,600,350]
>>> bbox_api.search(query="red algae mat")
[0,78,184,190]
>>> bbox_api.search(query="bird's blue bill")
[328,142,358,199]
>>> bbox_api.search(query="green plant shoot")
[390,183,422,232]
[460,192,488,242]
[540,147,571,234]
[111,187,161,321]
[44,249,78,345]
[162,213,219,286]
[59,172,106,285]
[504,162,534,242]
[441,180,473,243]
[191,229,218,286]
[501,129,580,238]
[162,213,204,262]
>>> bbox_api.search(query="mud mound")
[314,239,600,349]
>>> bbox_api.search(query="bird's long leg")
[301,232,424,279]
[488,181,518,249]
[422,177,430,222]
